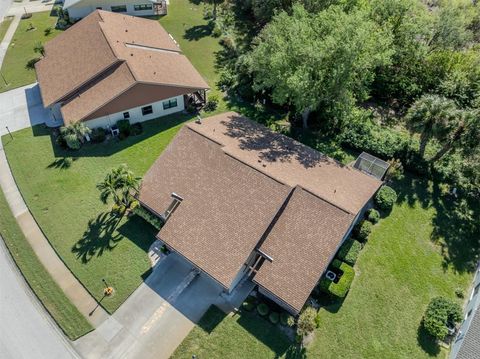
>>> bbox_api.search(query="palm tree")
[406,94,458,159]
[97,165,140,210]
[59,122,91,150]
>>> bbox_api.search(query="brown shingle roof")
[139,126,291,289]
[187,112,382,214]
[253,187,354,313]
[139,112,381,312]
[35,10,209,123]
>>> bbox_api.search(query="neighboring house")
[138,112,384,315]
[450,263,480,359]
[35,10,208,129]
[64,0,167,20]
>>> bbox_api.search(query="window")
[163,99,178,110]
[96,7,102,9]
[123,111,130,119]
[134,4,152,11]
[111,5,127,12]
[141,105,153,116]
[473,283,480,298]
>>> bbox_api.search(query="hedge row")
[132,205,163,230]
[319,259,355,298]
[337,239,362,266]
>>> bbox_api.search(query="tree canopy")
[249,4,392,128]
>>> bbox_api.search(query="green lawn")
[171,306,299,359]
[0,12,61,93]
[1,113,194,312]
[0,181,92,339]
[0,16,13,42]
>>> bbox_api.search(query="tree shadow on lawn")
[72,212,155,263]
[417,324,441,357]
[39,112,194,158]
[391,173,480,273]
[72,212,123,263]
[184,21,214,41]
[47,156,78,170]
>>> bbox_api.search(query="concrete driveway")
[0,83,54,138]
[74,252,224,359]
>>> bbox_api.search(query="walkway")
[0,1,109,330]
[0,148,109,327]
[0,237,79,359]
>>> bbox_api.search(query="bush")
[367,208,380,224]
[355,220,373,242]
[319,260,355,298]
[455,288,465,299]
[132,205,163,230]
[204,94,219,112]
[337,239,362,265]
[297,307,317,337]
[280,312,294,327]
[44,27,52,36]
[130,123,143,136]
[111,203,126,217]
[90,128,106,143]
[257,303,269,316]
[423,297,462,340]
[26,57,40,69]
[242,296,256,311]
[117,119,131,137]
[269,312,280,325]
[212,24,222,37]
[375,186,397,211]
[219,36,235,51]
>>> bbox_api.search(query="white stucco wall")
[66,0,155,19]
[450,263,480,358]
[82,94,184,129]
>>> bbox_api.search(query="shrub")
[130,123,143,136]
[319,260,355,298]
[204,94,219,112]
[90,128,106,143]
[375,186,397,211]
[26,57,40,69]
[242,296,256,311]
[337,239,362,265]
[423,297,462,340]
[219,36,235,52]
[111,203,126,217]
[116,119,131,137]
[355,220,373,242]
[280,312,294,327]
[257,303,269,316]
[455,288,465,299]
[367,208,380,224]
[44,27,52,36]
[297,307,317,337]
[212,24,222,37]
[269,312,280,325]
[132,205,163,230]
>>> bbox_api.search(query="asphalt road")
[0,238,79,359]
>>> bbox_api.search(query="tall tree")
[249,4,392,128]
[97,165,140,210]
[406,94,458,158]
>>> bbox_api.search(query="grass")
[307,174,473,359]
[0,182,92,339]
[0,12,61,93]
[1,113,194,312]
[171,306,300,359]
[0,16,13,42]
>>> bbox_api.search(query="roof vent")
[125,29,128,32]
[153,71,156,75]
[130,53,133,56]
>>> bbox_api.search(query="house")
[63,0,167,20]
[450,262,480,359]
[35,10,208,129]
[138,112,383,315]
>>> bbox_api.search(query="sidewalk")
[0,147,109,327]
[0,14,19,66]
